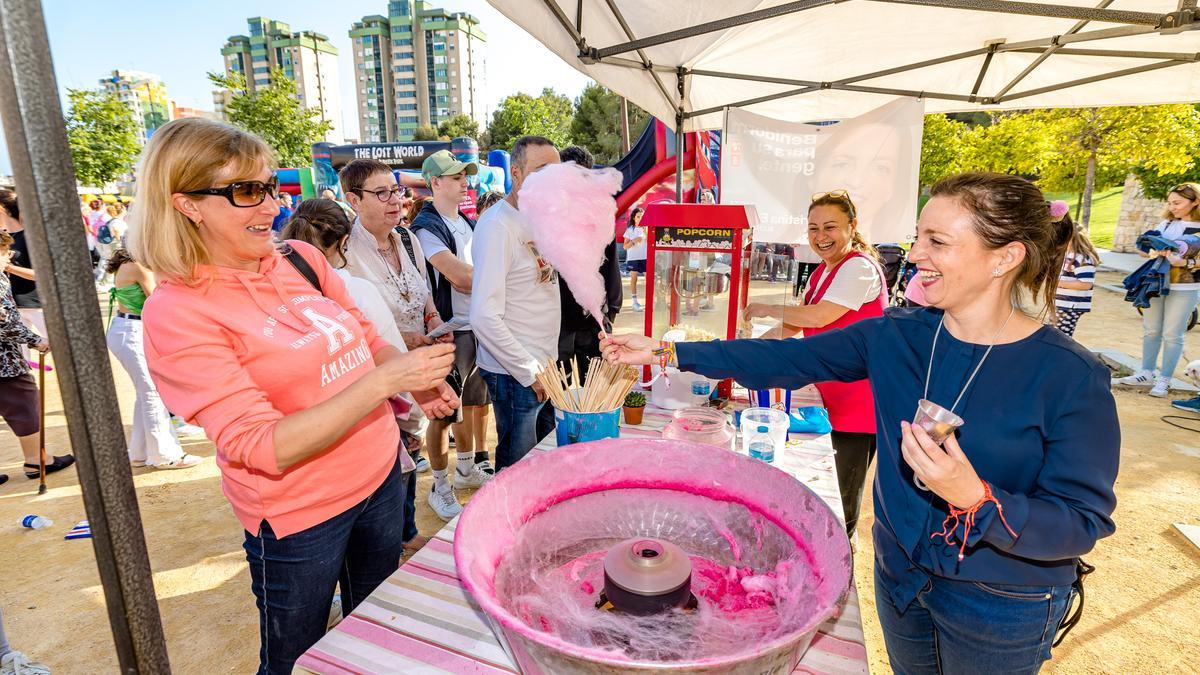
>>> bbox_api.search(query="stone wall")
[1113,174,1166,252]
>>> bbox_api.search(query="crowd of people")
[0,113,1179,674]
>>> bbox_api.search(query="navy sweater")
[677,307,1119,609]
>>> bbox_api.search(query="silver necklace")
[923,305,1016,415]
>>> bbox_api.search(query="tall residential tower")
[100,70,169,145]
[216,17,344,143]
[350,1,486,142]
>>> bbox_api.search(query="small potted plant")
[623,391,646,425]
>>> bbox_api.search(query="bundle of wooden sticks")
[535,356,639,413]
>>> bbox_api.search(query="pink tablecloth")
[298,386,869,674]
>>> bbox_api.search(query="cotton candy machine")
[454,438,851,674]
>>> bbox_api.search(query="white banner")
[721,98,924,246]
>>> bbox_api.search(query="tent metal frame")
[539,0,1199,197]
[0,0,1197,670]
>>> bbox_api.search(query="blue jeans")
[481,370,547,471]
[403,467,418,542]
[243,456,406,675]
[875,569,1073,674]
[1141,287,1200,376]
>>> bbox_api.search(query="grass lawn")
[1044,186,1124,250]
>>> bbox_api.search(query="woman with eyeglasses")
[1115,182,1200,398]
[743,190,886,536]
[604,173,1118,674]
[129,119,459,674]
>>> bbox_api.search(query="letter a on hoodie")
[303,308,354,354]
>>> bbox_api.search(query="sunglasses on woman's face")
[185,177,280,208]
[1172,185,1198,200]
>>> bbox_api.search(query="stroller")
[874,243,913,306]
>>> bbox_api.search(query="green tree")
[918,114,971,189]
[437,114,480,141]
[1131,104,1200,199]
[208,68,332,167]
[968,106,1200,227]
[64,89,141,186]
[486,88,574,152]
[412,125,441,141]
[570,83,650,164]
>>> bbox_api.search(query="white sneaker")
[1,651,51,675]
[1150,376,1172,398]
[326,596,343,631]
[454,463,492,489]
[170,417,205,437]
[428,484,462,521]
[414,456,430,473]
[475,459,495,475]
[148,454,205,470]
[632,298,643,312]
[1115,369,1156,387]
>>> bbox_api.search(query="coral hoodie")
[143,241,399,538]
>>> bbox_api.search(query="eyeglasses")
[1172,184,1197,200]
[353,186,407,203]
[184,178,279,208]
[812,189,850,201]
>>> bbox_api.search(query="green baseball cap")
[421,150,478,184]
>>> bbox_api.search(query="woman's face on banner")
[812,123,900,231]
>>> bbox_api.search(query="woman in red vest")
[744,190,886,536]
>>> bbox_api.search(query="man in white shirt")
[470,136,562,470]
[411,151,492,513]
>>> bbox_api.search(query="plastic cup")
[912,399,963,446]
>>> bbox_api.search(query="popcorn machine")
[641,203,758,342]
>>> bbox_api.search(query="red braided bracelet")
[930,480,1018,561]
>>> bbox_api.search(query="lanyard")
[923,306,1016,415]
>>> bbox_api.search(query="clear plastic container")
[740,407,789,461]
[661,407,735,450]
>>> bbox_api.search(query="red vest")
[802,251,887,433]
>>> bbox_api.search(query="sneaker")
[1150,376,1172,398]
[632,298,643,312]
[414,456,430,473]
[147,454,205,470]
[428,484,462,521]
[1115,369,1156,387]
[1,651,51,675]
[475,459,495,476]
[454,463,492,489]
[1171,395,1200,413]
[326,596,343,631]
[170,417,205,437]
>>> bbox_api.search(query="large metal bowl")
[454,438,852,674]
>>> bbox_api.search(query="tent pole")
[675,111,685,203]
[0,1,170,673]
[993,0,1116,100]
[868,0,1161,25]
[998,58,1189,102]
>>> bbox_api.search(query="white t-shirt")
[625,225,648,261]
[1154,219,1200,291]
[803,256,883,310]
[469,200,561,387]
[333,269,407,352]
[415,213,474,324]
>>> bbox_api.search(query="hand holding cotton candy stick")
[520,162,625,335]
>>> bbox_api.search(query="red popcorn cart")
[641,203,758,343]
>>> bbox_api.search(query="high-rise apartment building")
[100,70,170,145]
[216,17,344,143]
[350,1,486,142]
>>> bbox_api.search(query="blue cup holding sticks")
[555,406,621,446]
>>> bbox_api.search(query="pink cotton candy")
[521,162,625,331]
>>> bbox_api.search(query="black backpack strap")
[396,228,420,270]
[283,247,322,295]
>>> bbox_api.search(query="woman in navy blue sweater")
[603,173,1119,674]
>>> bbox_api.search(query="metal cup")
[912,399,964,446]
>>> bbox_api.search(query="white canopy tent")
[488,0,1200,133]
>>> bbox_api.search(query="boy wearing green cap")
[411,150,492,518]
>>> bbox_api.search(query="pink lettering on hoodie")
[143,241,399,538]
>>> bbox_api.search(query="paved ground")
[0,274,1197,674]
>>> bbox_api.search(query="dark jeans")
[242,456,406,675]
[875,568,1073,674]
[535,328,604,439]
[403,467,418,542]
[481,370,547,471]
[830,430,877,535]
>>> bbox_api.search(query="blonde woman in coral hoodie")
[128,118,459,675]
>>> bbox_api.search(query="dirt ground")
[0,270,1198,674]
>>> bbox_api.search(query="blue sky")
[0,0,592,174]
